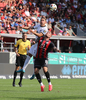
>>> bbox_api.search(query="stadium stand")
[0,0,86,53]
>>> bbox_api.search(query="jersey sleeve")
[41,28,48,36]
[48,42,55,52]
[14,40,20,47]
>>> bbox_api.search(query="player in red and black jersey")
[34,31,61,92]
[36,36,54,59]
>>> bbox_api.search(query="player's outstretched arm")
[53,47,61,53]
[30,29,43,37]
[22,26,30,30]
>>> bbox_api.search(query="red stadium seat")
[12,30,16,34]
[8,30,12,34]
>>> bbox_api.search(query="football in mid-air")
[50,4,57,11]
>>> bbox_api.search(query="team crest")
[43,30,46,33]
[46,42,48,44]
[40,40,42,42]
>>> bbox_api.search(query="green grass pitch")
[0,79,86,100]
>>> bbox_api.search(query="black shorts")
[16,54,27,67]
[34,58,48,69]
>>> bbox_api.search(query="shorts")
[16,54,27,67]
[34,58,48,69]
[28,43,38,57]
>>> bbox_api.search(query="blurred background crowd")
[0,0,86,53]
[0,0,86,36]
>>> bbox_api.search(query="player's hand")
[58,50,61,53]
[27,46,30,50]
[16,52,20,56]
[32,41,35,45]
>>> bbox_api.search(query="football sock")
[40,82,44,86]
[44,71,51,83]
[35,73,42,83]
[13,70,17,83]
[48,82,52,85]
[23,55,31,70]
[19,72,24,83]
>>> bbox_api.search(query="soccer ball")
[50,4,57,11]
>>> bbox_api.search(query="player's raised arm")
[29,29,44,37]
[22,26,30,30]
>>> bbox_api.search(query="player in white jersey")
[17,17,48,79]
[29,24,48,57]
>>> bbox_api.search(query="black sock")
[35,73,42,83]
[44,71,50,83]
[13,70,17,83]
[19,72,24,84]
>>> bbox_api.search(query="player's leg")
[18,67,24,87]
[18,55,27,87]
[12,56,20,87]
[29,44,38,79]
[12,66,19,87]
[43,66,52,91]
[22,53,32,71]
[16,53,32,73]
[42,59,52,91]
[23,43,38,71]
[35,68,45,92]
[30,58,35,80]
[34,59,45,92]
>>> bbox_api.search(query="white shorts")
[28,43,38,57]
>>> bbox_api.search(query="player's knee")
[35,71,38,74]
[16,66,20,71]
[43,67,48,73]
[34,68,39,74]
[44,71,48,74]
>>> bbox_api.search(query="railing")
[1,33,86,50]
[0,42,14,52]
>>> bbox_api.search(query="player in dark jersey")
[34,31,61,92]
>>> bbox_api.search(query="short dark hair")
[22,32,26,35]
[41,16,46,20]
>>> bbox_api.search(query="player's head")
[45,31,52,38]
[22,32,27,41]
[40,16,46,26]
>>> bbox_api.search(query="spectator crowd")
[0,0,86,53]
[0,0,86,36]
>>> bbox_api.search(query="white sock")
[40,82,43,86]
[23,55,31,70]
[48,82,51,85]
